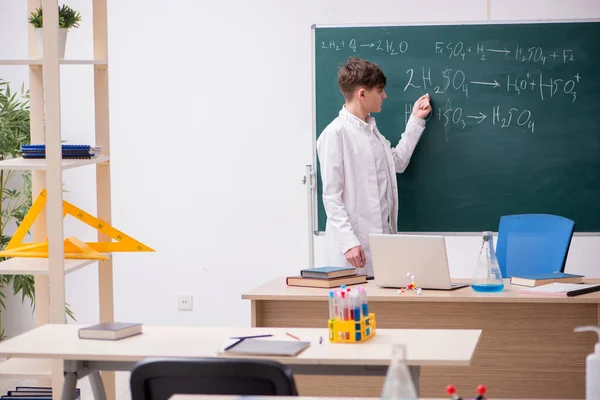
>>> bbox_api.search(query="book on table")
[300,266,356,279]
[510,272,584,287]
[78,322,142,340]
[286,274,366,288]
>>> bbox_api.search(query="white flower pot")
[35,28,68,59]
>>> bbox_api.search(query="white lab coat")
[317,107,426,276]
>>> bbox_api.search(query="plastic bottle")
[380,344,418,400]
[471,231,504,293]
[574,325,600,400]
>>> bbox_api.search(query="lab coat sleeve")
[391,115,426,173]
[317,129,362,254]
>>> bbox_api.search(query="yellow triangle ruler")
[0,189,154,260]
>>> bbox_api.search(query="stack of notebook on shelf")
[20,144,102,159]
[0,386,80,399]
[286,266,367,288]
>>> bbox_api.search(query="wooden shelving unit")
[0,59,107,66]
[0,1,116,399]
[0,358,51,379]
[0,155,109,171]
[0,258,96,275]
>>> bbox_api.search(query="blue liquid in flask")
[472,283,504,293]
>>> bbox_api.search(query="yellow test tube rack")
[328,313,377,343]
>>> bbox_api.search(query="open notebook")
[518,282,600,297]
[220,338,311,356]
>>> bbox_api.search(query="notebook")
[518,282,600,297]
[222,339,310,356]
[20,144,103,159]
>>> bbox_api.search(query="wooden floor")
[0,373,132,400]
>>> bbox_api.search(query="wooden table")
[242,278,600,399]
[170,397,577,400]
[0,324,480,400]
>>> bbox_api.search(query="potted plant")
[28,4,82,59]
[0,79,75,340]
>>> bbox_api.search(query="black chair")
[130,357,299,400]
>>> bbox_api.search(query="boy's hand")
[345,246,366,268]
[411,94,432,119]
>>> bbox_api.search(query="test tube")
[359,287,369,316]
[328,291,334,320]
[335,291,342,320]
[353,291,361,321]
[339,291,348,339]
[347,288,353,320]
[341,292,348,320]
[338,291,346,340]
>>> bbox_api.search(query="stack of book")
[0,386,80,399]
[21,144,102,159]
[286,266,367,288]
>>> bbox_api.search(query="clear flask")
[471,231,504,292]
[380,344,418,400]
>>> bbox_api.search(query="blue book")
[20,144,102,159]
[21,144,91,150]
[300,266,356,279]
[510,272,584,287]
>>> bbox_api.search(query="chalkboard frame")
[309,19,600,236]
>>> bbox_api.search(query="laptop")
[369,234,469,290]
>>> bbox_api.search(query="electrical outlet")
[177,294,193,311]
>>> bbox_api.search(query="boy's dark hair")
[337,57,387,100]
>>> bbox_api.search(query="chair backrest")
[130,357,298,400]
[496,213,575,278]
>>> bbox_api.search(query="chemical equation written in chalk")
[403,100,536,141]
[319,38,576,65]
[318,37,584,140]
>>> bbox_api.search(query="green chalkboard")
[314,21,600,232]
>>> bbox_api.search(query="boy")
[317,56,431,277]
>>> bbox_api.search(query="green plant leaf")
[28,4,82,29]
[11,275,35,307]
[0,79,76,338]
[66,302,76,321]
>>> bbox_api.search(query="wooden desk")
[170,397,576,400]
[243,278,600,399]
[0,324,480,400]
